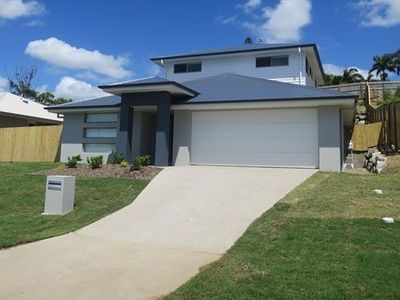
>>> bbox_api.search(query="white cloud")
[147,64,162,77]
[257,0,312,43]
[218,15,238,25]
[355,0,400,27]
[25,19,44,27]
[25,37,132,79]
[238,0,262,13]
[323,63,373,79]
[0,0,44,20]
[0,76,8,92]
[53,77,108,101]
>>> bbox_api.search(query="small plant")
[111,151,125,165]
[137,154,151,166]
[87,155,103,169]
[130,158,141,171]
[65,154,82,168]
[120,161,128,168]
[56,163,65,169]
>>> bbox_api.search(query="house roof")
[151,43,317,61]
[46,95,121,110]
[47,74,356,111]
[179,73,356,104]
[0,92,62,122]
[98,76,198,97]
[99,76,171,87]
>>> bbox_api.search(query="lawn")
[0,162,148,249]
[166,164,400,299]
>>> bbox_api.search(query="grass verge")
[166,171,400,299]
[0,162,148,249]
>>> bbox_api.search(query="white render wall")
[164,49,311,86]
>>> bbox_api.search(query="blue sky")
[0,0,399,100]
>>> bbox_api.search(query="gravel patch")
[33,164,162,180]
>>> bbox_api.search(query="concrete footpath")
[0,166,316,300]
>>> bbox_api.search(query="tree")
[392,49,400,76]
[36,92,72,106]
[7,65,38,99]
[341,67,364,83]
[324,74,342,86]
[369,54,395,81]
[7,65,72,105]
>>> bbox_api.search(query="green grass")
[0,162,148,249]
[166,171,400,300]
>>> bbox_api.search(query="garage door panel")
[195,109,318,123]
[193,151,318,167]
[192,124,317,139]
[191,109,319,168]
[192,137,318,153]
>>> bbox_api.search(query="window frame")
[85,113,118,123]
[173,62,202,73]
[83,143,116,153]
[84,127,117,138]
[255,55,289,68]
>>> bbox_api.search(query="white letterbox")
[44,175,76,215]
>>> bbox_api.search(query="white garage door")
[191,108,319,168]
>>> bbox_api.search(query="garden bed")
[33,164,162,180]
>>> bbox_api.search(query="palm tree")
[392,49,400,75]
[341,67,364,83]
[369,54,395,81]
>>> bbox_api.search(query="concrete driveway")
[0,166,316,300]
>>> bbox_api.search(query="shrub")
[137,154,151,166]
[87,155,103,169]
[65,154,82,168]
[120,161,128,168]
[111,151,125,165]
[131,158,141,171]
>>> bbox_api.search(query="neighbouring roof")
[0,92,63,122]
[179,73,356,104]
[151,43,316,62]
[47,74,356,111]
[98,76,198,97]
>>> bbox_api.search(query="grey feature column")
[155,95,171,166]
[117,101,134,163]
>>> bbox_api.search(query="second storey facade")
[152,43,324,87]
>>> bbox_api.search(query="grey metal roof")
[47,73,355,110]
[98,76,199,96]
[179,73,356,104]
[46,95,121,110]
[98,76,171,88]
[151,43,313,61]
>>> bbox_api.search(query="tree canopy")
[7,65,72,106]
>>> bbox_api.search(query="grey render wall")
[318,106,342,172]
[60,113,84,162]
[172,110,192,165]
[60,111,120,163]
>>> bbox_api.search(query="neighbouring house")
[0,92,62,127]
[47,43,356,171]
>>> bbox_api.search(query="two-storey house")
[48,43,356,171]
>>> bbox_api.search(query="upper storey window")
[174,62,202,73]
[256,55,289,68]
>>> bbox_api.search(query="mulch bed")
[33,164,162,180]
